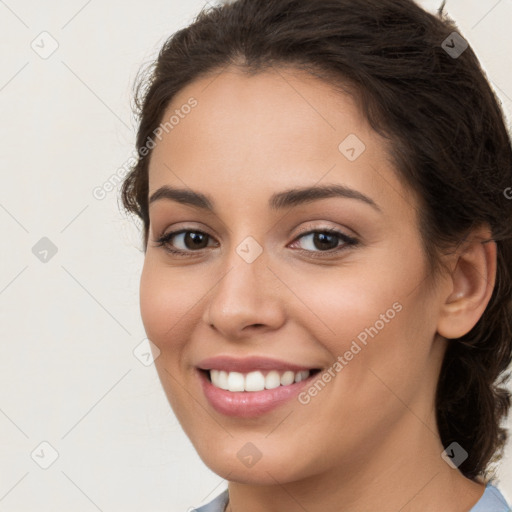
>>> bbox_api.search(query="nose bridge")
[215,237,273,309]
[203,236,285,334]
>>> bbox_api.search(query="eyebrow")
[148,184,381,213]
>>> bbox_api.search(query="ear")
[437,226,497,339]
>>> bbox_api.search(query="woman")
[121,0,512,510]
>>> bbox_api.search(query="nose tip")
[201,255,285,338]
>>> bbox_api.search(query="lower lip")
[198,370,316,418]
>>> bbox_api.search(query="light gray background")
[0,1,511,510]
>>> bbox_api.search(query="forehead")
[147,66,414,219]
[151,66,373,164]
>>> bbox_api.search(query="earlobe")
[437,229,497,340]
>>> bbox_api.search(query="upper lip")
[197,356,317,373]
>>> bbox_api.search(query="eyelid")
[293,222,358,239]
[153,224,359,257]
[153,228,218,255]
[288,226,359,254]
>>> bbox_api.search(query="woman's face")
[140,67,448,485]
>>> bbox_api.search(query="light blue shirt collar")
[192,483,511,512]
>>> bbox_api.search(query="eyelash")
[153,227,359,259]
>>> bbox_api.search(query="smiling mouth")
[201,368,322,392]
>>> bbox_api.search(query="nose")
[202,247,286,339]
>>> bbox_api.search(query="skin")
[140,66,496,512]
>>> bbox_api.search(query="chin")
[195,440,313,485]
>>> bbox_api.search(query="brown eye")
[311,232,339,251]
[292,229,358,253]
[155,229,217,254]
[181,231,209,250]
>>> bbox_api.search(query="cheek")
[287,262,404,347]
[290,272,434,447]
[139,258,202,416]
[139,257,199,351]
[290,251,433,381]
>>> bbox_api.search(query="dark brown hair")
[121,0,512,480]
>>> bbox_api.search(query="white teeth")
[211,370,229,390]
[280,370,295,386]
[265,370,281,389]
[294,370,310,383]
[227,371,245,392]
[245,371,265,392]
[209,369,311,392]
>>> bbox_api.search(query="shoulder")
[190,489,229,512]
[470,484,511,512]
